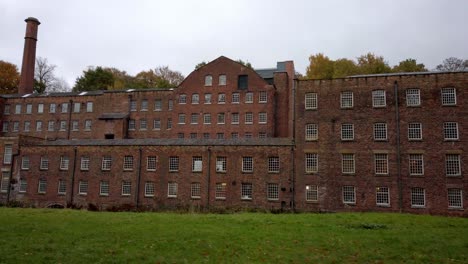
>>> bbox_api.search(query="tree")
[356,53,392,74]
[34,57,57,93]
[333,58,359,78]
[0,60,20,94]
[153,66,184,87]
[105,67,134,90]
[306,53,335,79]
[236,59,253,69]
[73,66,114,92]
[435,57,468,72]
[195,62,207,70]
[392,59,427,73]
[48,77,70,93]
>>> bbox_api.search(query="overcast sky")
[1,0,467,87]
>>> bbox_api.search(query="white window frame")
[191,182,201,199]
[242,157,253,173]
[216,157,227,172]
[305,93,317,110]
[376,187,390,206]
[215,183,227,200]
[447,188,463,209]
[37,179,47,194]
[169,156,179,172]
[268,156,280,173]
[78,180,88,195]
[342,154,355,174]
[409,154,424,176]
[147,156,157,171]
[144,182,155,197]
[406,88,421,106]
[80,157,90,171]
[245,92,253,103]
[374,153,388,175]
[305,153,318,173]
[372,90,386,107]
[101,156,112,171]
[21,156,30,170]
[342,186,356,204]
[241,183,253,200]
[40,157,49,170]
[245,112,253,124]
[441,88,456,106]
[340,91,353,108]
[3,145,13,164]
[123,155,134,171]
[443,122,459,140]
[445,154,461,176]
[231,93,240,103]
[205,75,212,86]
[57,180,67,195]
[192,156,203,172]
[267,183,279,200]
[411,187,425,208]
[259,91,267,103]
[167,182,178,198]
[100,181,109,196]
[219,75,226,86]
[258,112,267,124]
[60,156,69,170]
[408,123,422,140]
[305,185,318,202]
[374,123,388,141]
[121,181,131,196]
[341,123,354,141]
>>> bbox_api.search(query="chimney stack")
[19,17,40,94]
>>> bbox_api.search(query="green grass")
[0,208,466,263]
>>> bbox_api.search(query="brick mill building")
[1,18,467,216]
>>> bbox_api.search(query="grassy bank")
[0,208,466,263]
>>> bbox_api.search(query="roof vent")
[21,93,32,98]
[126,89,135,92]
[78,92,88,96]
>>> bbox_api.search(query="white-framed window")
[101,156,112,171]
[12,121,19,132]
[24,122,31,133]
[232,93,240,103]
[411,187,425,208]
[78,180,88,195]
[154,99,162,111]
[218,93,226,104]
[305,185,318,202]
[231,113,239,124]
[441,88,456,106]
[219,74,226,85]
[191,94,199,104]
[446,154,461,176]
[216,157,227,172]
[40,157,49,170]
[2,121,8,132]
[168,100,173,110]
[37,179,47,194]
[190,113,199,124]
[140,100,148,111]
[36,121,42,131]
[409,154,424,176]
[341,123,354,141]
[147,156,157,171]
[169,156,179,172]
[144,182,155,197]
[374,123,387,141]
[178,114,186,124]
[19,178,27,193]
[123,155,134,171]
[58,180,66,195]
[72,120,79,131]
[305,124,318,141]
[167,182,178,197]
[60,103,67,113]
[259,91,267,103]
[26,104,32,114]
[167,118,172,129]
[268,156,280,173]
[60,156,69,170]
[340,91,353,108]
[1,172,10,193]
[130,100,137,111]
[153,119,161,130]
[178,94,187,104]
[443,122,459,140]
[406,89,421,106]
[242,157,253,172]
[21,156,30,170]
[215,183,227,199]
[448,188,463,209]
[84,120,92,131]
[305,93,318,110]
[121,181,131,196]
[86,102,93,112]
[80,157,90,171]
[48,120,55,131]
[374,154,388,175]
[3,104,10,114]
[342,154,355,174]
[245,92,253,103]
[217,113,225,124]
[241,183,253,200]
[73,102,81,113]
[267,183,279,200]
[372,90,386,107]
[59,121,67,131]
[408,123,422,140]
[245,112,253,124]
[258,112,267,124]
[376,187,390,206]
[343,186,356,204]
[205,75,212,86]
[3,145,13,164]
[100,181,109,196]
[192,156,203,172]
[15,104,22,114]
[37,103,44,114]
[204,93,212,104]
[191,182,201,199]
[305,153,318,173]
[203,113,211,124]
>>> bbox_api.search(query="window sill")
[306,201,319,204]
[410,174,424,177]
[375,174,389,177]
[167,196,177,199]
[446,175,462,178]
[411,206,425,209]
[144,195,155,198]
[100,194,109,197]
[376,204,391,208]
[241,198,252,201]
[444,139,459,142]
[342,173,356,176]
[241,171,253,174]
[408,139,423,142]
[215,198,226,200]
[191,197,201,200]
[448,207,464,211]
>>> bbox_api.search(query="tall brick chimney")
[19,17,40,94]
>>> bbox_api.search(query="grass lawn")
[0,208,466,263]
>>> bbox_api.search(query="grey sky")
[1,0,467,87]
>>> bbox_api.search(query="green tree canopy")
[356,53,391,74]
[392,59,427,73]
[0,60,20,94]
[73,66,114,92]
[306,53,335,79]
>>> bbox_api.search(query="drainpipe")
[69,146,77,207]
[290,78,297,212]
[6,151,20,204]
[135,147,142,208]
[126,95,132,139]
[206,146,212,208]
[394,81,403,212]
[67,100,73,140]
